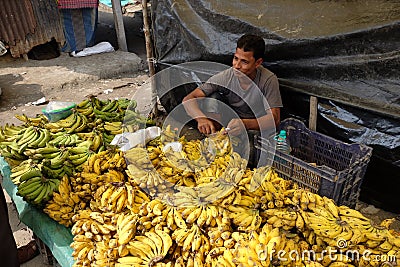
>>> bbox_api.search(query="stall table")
[0,156,74,267]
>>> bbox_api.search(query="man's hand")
[226,118,246,136]
[197,117,216,135]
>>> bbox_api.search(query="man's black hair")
[236,34,265,61]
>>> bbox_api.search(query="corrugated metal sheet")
[0,0,65,58]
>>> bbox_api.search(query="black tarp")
[151,0,400,117]
[150,0,400,212]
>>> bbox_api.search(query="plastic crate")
[254,118,373,208]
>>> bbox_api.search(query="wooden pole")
[111,0,128,52]
[142,0,155,77]
[309,96,318,131]
[142,0,158,117]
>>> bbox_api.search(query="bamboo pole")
[142,0,158,117]
[111,0,128,51]
[309,96,318,131]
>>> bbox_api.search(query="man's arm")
[226,107,280,135]
[182,88,216,134]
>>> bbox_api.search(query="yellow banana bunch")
[104,121,123,135]
[15,113,48,127]
[83,149,126,174]
[75,171,102,185]
[92,239,119,266]
[176,205,218,229]
[92,182,127,213]
[182,139,202,161]
[195,179,237,204]
[204,128,233,157]
[146,145,163,160]
[70,210,120,266]
[214,189,241,208]
[71,216,115,238]
[70,235,95,264]
[4,111,398,267]
[125,147,153,170]
[260,207,299,231]
[125,229,172,265]
[232,229,270,266]
[227,205,257,230]
[172,224,202,252]
[116,213,138,245]
[43,175,82,227]
[138,199,174,230]
[127,169,170,197]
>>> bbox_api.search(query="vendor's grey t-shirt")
[199,66,282,119]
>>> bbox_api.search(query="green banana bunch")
[27,146,61,160]
[68,145,91,167]
[117,98,134,111]
[65,112,88,134]
[74,131,103,152]
[123,109,155,127]
[85,118,104,130]
[100,99,119,113]
[124,109,142,123]
[28,128,51,149]
[0,144,27,161]
[49,133,81,147]
[11,126,49,154]
[93,107,122,122]
[76,99,95,117]
[90,96,105,110]
[102,131,115,145]
[40,148,70,169]
[10,159,38,185]
[0,123,25,138]
[17,175,60,206]
[41,164,66,179]
[18,167,43,183]
[44,112,88,134]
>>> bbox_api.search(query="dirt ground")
[0,5,399,266]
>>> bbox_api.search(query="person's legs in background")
[60,8,98,53]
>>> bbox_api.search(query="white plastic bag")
[111,126,161,151]
[70,42,115,57]
[162,142,183,152]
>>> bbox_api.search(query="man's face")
[232,48,263,78]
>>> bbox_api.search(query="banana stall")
[1,96,400,266]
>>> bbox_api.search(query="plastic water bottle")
[275,130,291,154]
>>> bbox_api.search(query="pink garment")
[57,0,99,9]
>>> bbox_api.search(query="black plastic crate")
[254,118,373,208]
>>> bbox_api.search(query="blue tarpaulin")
[99,0,132,7]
